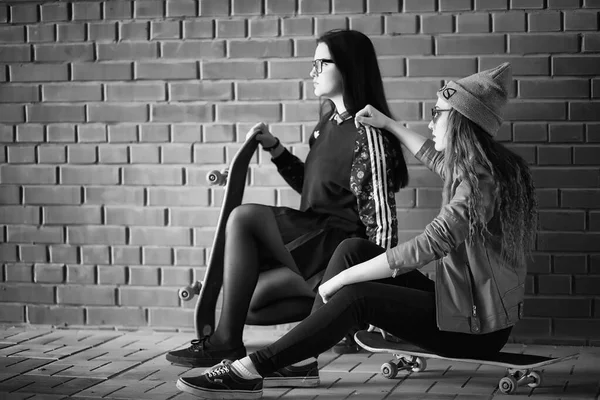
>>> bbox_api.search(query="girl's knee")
[334,283,367,302]
[227,204,266,231]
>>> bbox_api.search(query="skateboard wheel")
[527,371,542,388]
[381,362,398,379]
[206,170,228,186]
[499,375,518,395]
[178,286,193,301]
[411,357,427,373]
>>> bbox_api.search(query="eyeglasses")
[312,58,334,75]
[431,107,452,122]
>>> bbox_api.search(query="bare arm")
[355,105,427,157]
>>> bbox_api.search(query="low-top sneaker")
[166,337,246,368]
[176,360,263,399]
[264,360,320,387]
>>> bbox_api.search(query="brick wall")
[0,0,598,345]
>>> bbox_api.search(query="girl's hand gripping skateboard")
[206,123,271,186]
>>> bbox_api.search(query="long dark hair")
[315,29,408,191]
[442,110,538,269]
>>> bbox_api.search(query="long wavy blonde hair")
[442,110,538,269]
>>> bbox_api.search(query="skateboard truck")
[178,281,202,301]
[498,369,542,395]
[381,354,428,379]
[206,169,228,186]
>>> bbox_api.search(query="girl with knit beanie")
[176,63,538,400]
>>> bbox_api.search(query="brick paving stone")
[155,366,198,381]
[0,357,53,374]
[62,347,165,362]
[262,388,290,399]
[0,344,91,360]
[95,332,192,351]
[28,376,102,396]
[0,374,101,395]
[321,354,364,373]
[392,375,436,393]
[0,329,52,344]
[277,393,316,399]
[330,371,375,387]
[0,393,68,399]
[170,392,206,400]
[26,360,140,379]
[286,385,356,397]
[99,380,179,399]
[139,380,182,398]
[26,330,122,347]
[0,372,18,382]
[75,378,148,397]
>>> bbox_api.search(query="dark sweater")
[272,114,398,249]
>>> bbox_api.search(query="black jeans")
[250,238,512,376]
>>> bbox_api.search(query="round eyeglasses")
[312,58,334,75]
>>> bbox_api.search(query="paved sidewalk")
[0,325,598,399]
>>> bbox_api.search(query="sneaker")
[264,360,320,388]
[177,360,262,399]
[166,337,247,368]
[332,334,361,354]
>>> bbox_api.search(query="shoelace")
[189,337,209,352]
[206,364,231,378]
[203,359,232,375]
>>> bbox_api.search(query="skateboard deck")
[191,133,259,339]
[355,330,578,395]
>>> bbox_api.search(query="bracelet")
[262,137,280,152]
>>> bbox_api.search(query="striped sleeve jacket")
[350,125,398,249]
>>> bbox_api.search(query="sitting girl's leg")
[167,204,301,367]
[311,238,435,353]
[250,278,437,375]
[211,204,299,346]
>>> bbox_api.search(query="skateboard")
[354,330,578,395]
[178,132,259,339]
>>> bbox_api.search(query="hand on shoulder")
[354,105,391,130]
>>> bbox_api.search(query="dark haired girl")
[167,29,408,374]
[176,63,538,400]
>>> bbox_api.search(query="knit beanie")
[437,62,512,136]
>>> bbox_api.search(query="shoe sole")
[176,378,262,399]
[264,376,320,388]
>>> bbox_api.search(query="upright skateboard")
[354,330,578,395]
[178,132,259,339]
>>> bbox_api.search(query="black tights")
[250,238,512,376]
[211,204,314,347]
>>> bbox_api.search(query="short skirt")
[265,206,365,291]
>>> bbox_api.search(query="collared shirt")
[331,110,353,125]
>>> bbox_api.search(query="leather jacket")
[386,140,525,334]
